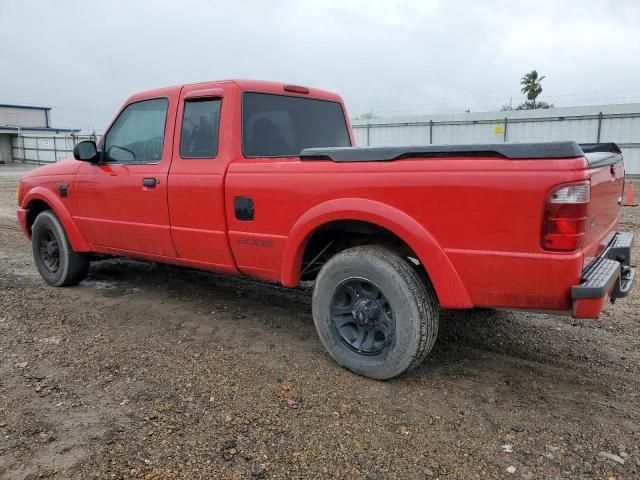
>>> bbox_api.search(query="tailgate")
[580,144,625,264]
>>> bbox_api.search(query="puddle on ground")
[80,278,117,290]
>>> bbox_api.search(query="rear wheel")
[312,245,439,380]
[32,210,89,286]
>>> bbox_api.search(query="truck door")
[166,86,238,273]
[73,90,178,257]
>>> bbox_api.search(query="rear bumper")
[17,207,30,238]
[572,232,635,319]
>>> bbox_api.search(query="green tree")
[515,100,553,110]
[520,70,546,108]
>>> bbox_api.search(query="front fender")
[280,198,473,309]
[22,187,90,252]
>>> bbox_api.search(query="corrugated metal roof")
[0,126,80,133]
[0,103,51,111]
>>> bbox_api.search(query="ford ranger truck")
[16,80,635,380]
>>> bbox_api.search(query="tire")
[31,210,90,286]
[312,245,439,380]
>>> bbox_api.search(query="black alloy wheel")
[330,278,395,356]
[37,226,61,273]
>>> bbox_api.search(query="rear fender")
[22,187,90,252]
[280,198,473,308]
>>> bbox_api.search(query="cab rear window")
[242,92,351,157]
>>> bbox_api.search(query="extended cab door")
[73,88,179,257]
[166,85,238,273]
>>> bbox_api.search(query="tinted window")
[180,98,221,158]
[242,93,351,157]
[104,98,168,164]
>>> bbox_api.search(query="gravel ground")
[0,164,638,479]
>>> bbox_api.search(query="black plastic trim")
[234,196,255,221]
[583,151,623,168]
[579,142,621,154]
[572,232,635,300]
[572,257,621,299]
[300,141,586,162]
[142,178,158,188]
[607,231,633,267]
[580,142,623,168]
[57,183,68,198]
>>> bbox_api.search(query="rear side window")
[242,92,351,157]
[180,98,221,158]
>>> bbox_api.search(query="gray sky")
[2,0,639,132]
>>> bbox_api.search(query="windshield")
[242,92,351,157]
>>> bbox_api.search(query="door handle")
[142,178,158,188]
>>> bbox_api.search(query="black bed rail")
[579,143,621,154]
[300,141,592,162]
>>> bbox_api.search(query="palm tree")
[520,70,546,109]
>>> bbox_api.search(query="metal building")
[0,104,80,163]
[352,103,640,176]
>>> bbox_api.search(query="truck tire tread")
[32,210,90,287]
[312,245,439,380]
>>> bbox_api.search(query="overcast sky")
[1,0,639,132]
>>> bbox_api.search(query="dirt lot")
[0,164,638,480]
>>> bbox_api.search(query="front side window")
[180,98,221,158]
[104,98,168,164]
[242,93,351,157]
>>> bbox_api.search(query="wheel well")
[300,220,425,281]
[26,200,52,234]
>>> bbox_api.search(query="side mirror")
[73,140,98,162]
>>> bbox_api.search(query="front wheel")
[312,245,439,380]
[31,210,90,286]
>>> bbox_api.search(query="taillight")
[541,181,590,252]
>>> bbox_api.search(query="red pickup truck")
[17,80,635,379]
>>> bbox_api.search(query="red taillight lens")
[541,182,590,252]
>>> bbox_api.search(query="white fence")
[9,103,640,175]
[11,134,99,164]
[352,103,640,176]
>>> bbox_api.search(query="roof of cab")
[128,79,343,103]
